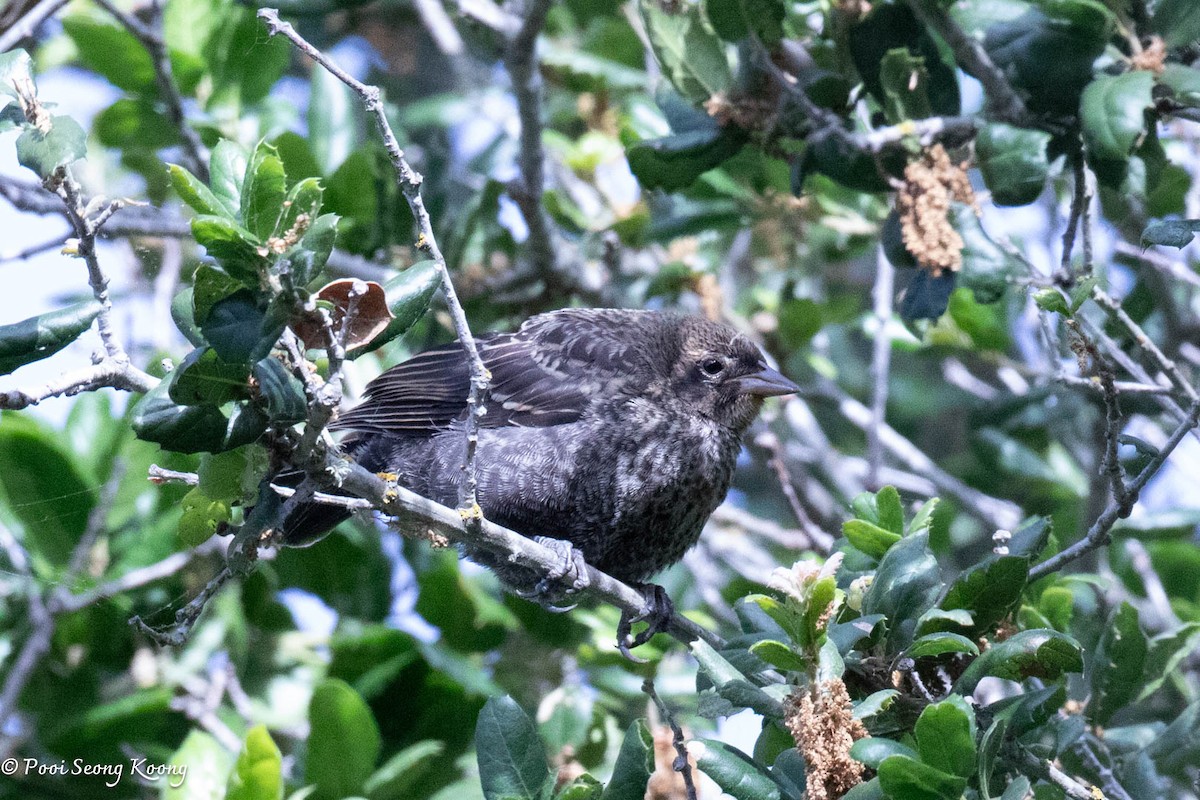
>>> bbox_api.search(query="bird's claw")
[515,536,590,610]
[617,583,674,662]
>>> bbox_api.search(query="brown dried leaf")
[293,278,393,350]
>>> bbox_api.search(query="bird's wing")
[331,310,647,434]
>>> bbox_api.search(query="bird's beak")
[736,364,800,397]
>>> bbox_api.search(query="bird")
[279,308,798,654]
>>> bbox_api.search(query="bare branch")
[643,678,699,800]
[1092,286,1199,402]
[0,360,157,410]
[258,8,492,525]
[0,0,70,53]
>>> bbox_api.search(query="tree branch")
[867,247,895,489]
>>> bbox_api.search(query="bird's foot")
[617,583,674,662]
[515,536,591,610]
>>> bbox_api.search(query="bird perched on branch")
[280,308,798,655]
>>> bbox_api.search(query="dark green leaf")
[291,213,340,287]
[241,141,288,240]
[863,531,943,649]
[849,3,960,117]
[703,0,784,46]
[0,414,95,570]
[169,346,251,405]
[1088,602,1147,725]
[306,679,382,800]
[976,124,1051,206]
[600,722,653,800]
[252,358,307,424]
[361,740,446,800]
[16,115,87,177]
[1008,517,1053,560]
[691,640,785,717]
[1146,699,1200,776]
[226,724,284,800]
[850,737,918,769]
[627,126,747,191]
[748,640,807,672]
[915,696,977,778]
[1153,0,1200,47]
[0,300,101,375]
[955,629,1084,693]
[955,204,1023,305]
[1082,71,1155,163]
[877,754,967,800]
[1141,218,1200,249]
[94,98,178,150]
[1158,64,1200,109]
[475,696,550,800]
[1137,623,1200,702]
[350,260,440,357]
[132,379,267,454]
[907,632,980,659]
[206,7,291,106]
[693,739,782,800]
[941,555,1029,636]
[199,290,284,365]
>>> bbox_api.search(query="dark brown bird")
[281,308,797,651]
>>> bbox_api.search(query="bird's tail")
[277,497,353,547]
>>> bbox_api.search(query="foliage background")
[0,0,1199,799]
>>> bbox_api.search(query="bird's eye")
[700,358,725,376]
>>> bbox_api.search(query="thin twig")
[1074,739,1134,800]
[503,0,558,286]
[0,0,70,52]
[258,8,491,528]
[867,247,895,489]
[1057,148,1087,285]
[1092,286,1199,401]
[902,0,1030,126]
[0,361,158,409]
[1030,395,1200,579]
[642,678,699,800]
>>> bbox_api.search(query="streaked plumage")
[280,308,798,588]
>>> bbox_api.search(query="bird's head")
[668,317,799,432]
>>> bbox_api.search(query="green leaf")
[62,17,156,94]
[169,346,252,405]
[600,722,653,800]
[207,6,291,106]
[976,124,1051,206]
[190,215,267,284]
[416,551,519,652]
[277,177,324,240]
[941,555,1029,636]
[849,3,960,117]
[16,115,87,177]
[252,358,307,424]
[475,696,550,800]
[169,163,229,218]
[955,204,1023,305]
[863,531,943,650]
[850,737,918,770]
[199,290,285,365]
[876,486,905,535]
[1153,0,1200,47]
[0,300,102,375]
[915,696,977,778]
[178,486,230,546]
[1141,218,1200,249]
[362,740,446,800]
[955,628,1084,693]
[1088,602,1147,725]
[879,48,935,122]
[0,414,95,570]
[1158,64,1200,109]
[843,519,902,559]
[226,725,283,800]
[209,139,248,217]
[1033,287,1071,316]
[691,639,785,717]
[638,0,732,103]
[292,212,340,287]
[0,49,32,100]
[1082,71,1155,163]
[907,632,980,659]
[627,126,747,191]
[199,448,252,501]
[853,690,899,721]
[132,379,267,454]
[703,0,784,46]
[693,739,783,800]
[306,679,382,800]
[350,260,440,357]
[163,730,233,800]
[241,141,288,240]
[877,754,967,800]
[1137,623,1200,702]
[94,98,178,149]
[309,66,359,175]
[748,639,807,672]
